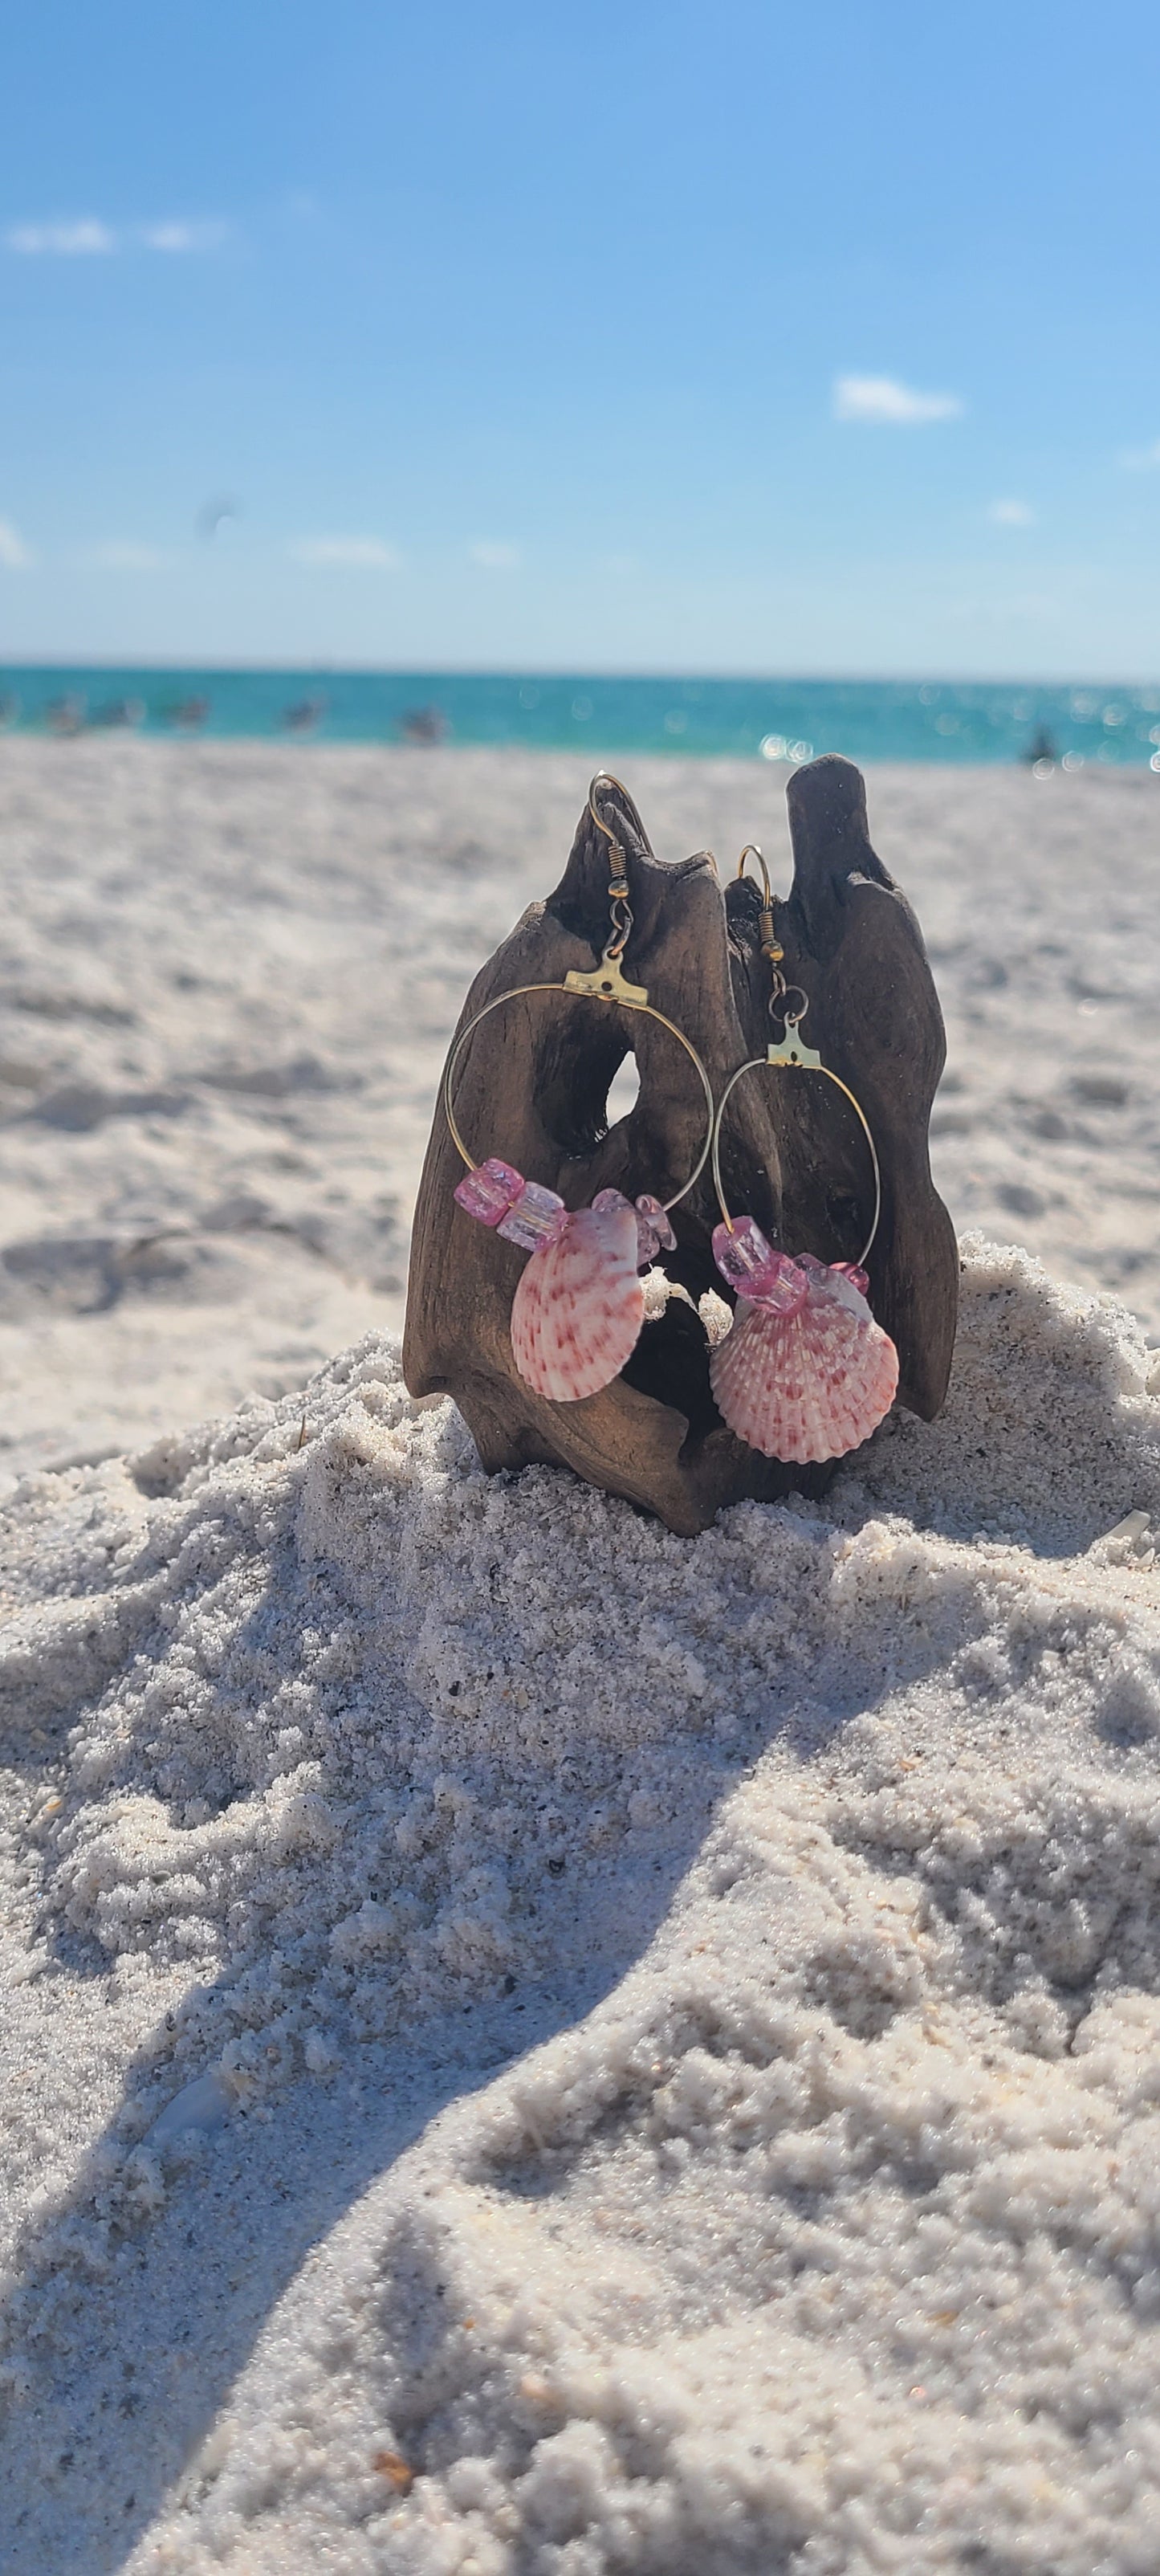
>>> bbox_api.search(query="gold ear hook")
[588,771,632,840]
[578,772,640,984]
[736,844,784,971]
[736,843,771,902]
[588,772,631,899]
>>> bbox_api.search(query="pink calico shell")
[710,1256,898,1462]
[510,1198,645,1401]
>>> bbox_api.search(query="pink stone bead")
[498,1178,568,1250]
[712,1217,808,1316]
[454,1156,525,1226]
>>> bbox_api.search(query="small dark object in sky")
[196,493,239,541]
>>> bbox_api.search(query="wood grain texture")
[403,758,957,1534]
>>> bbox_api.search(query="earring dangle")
[708,847,899,1464]
[444,776,716,1404]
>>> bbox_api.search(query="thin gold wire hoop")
[717,842,881,1267]
[711,1056,881,1267]
[443,992,716,1218]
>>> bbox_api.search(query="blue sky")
[1,0,1157,676]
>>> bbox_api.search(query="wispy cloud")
[289,536,400,569]
[138,221,226,254]
[6,218,116,255]
[6,217,226,255]
[1118,438,1160,470]
[0,519,34,568]
[88,540,173,571]
[833,373,963,425]
[469,540,520,569]
[986,498,1035,526]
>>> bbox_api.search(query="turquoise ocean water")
[2,666,1159,766]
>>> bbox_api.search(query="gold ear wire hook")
[584,771,637,970]
[736,844,784,972]
[588,772,631,898]
[588,770,631,841]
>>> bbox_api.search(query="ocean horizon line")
[2,662,1158,768]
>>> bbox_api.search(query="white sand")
[2,744,1160,2572]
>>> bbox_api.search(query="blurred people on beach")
[161,695,211,732]
[282,695,328,735]
[398,704,447,744]
[91,697,145,729]
[45,695,86,736]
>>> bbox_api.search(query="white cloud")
[987,498,1035,526]
[469,539,520,569]
[137,220,226,253]
[5,217,226,256]
[0,519,34,568]
[833,373,963,425]
[88,541,173,570]
[6,218,116,255]
[289,536,400,569]
[1118,439,1160,470]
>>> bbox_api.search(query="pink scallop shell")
[710,1270,898,1462]
[510,1200,645,1401]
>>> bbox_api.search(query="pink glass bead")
[633,1192,677,1264]
[591,1188,677,1269]
[713,1212,775,1289]
[498,1178,568,1251]
[788,1252,872,1321]
[454,1156,525,1227]
[712,1217,809,1317]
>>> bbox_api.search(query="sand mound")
[3,1239,1160,2573]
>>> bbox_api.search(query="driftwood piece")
[403,757,957,1535]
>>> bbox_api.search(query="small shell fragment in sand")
[372,2451,414,2492]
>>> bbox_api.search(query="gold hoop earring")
[706,845,898,1464]
[444,774,715,1405]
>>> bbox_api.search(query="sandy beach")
[2,741,1160,2573]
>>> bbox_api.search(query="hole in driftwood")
[604,1050,641,1129]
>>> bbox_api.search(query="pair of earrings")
[445,777,898,1467]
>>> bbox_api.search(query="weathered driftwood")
[403,757,957,1535]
